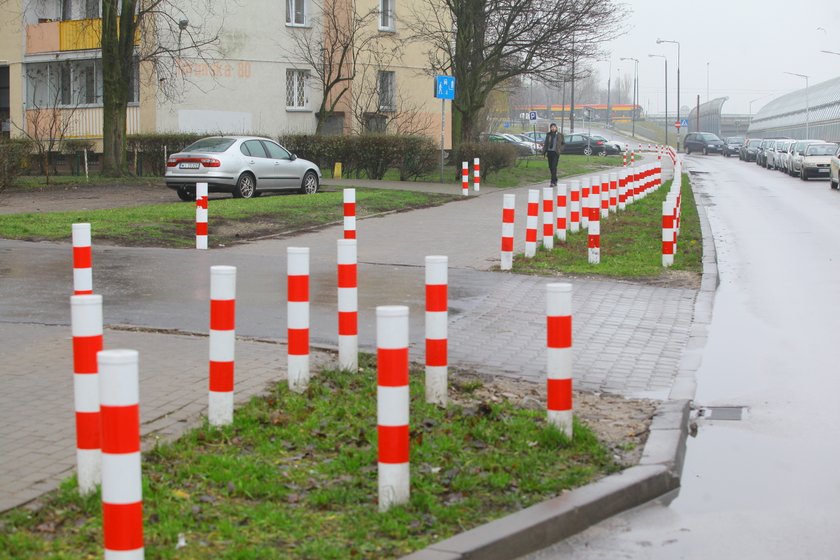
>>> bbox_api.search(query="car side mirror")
[290,153,297,161]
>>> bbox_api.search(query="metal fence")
[747,76,840,141]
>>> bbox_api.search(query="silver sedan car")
[165,136,322,201]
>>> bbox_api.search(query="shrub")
[0,138,34,192]
[395,135,439,181]
[453,142,518,181]
[127,133,204,176]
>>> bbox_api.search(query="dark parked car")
[722,136,745,157]
[562,133,620,156]
[739,138,763,161]
[684,132,724,155]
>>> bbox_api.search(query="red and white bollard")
[618,169,627,211]
[343,188,356,240]
[337,239,358,371]
[569,180,581,233]
[377,305,410,512]
[588,177,599,228]
[71,294,102,495]
[473,157,480,192]
[425,256,448,406]
[580,178,590,229]
[662,198,676,267]
[546,283,573,438]
[500,194,515,270]
[542,186,554,250]
[287,247,310,392]
[196,182,208,250]
[461,161,469,196]
[622,151,627,167]
[555,184,567,242]
[630,150,635,167]
[72,223,93,295]
[609,173,618,213]
[209,265,236,426]
[588,195,600,265]
[600,175,609,218]
[525,189,539,258]
[98,349,144,558]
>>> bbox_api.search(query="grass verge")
[11,175,164,189]
[0,358,617,559]
[0,188,459,248]
[511,173,701,279]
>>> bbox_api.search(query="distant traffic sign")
[529,111,538,121]
[680,119,689,127]
[434,76,455,100]
[674,121,681,129]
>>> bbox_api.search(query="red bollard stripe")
[378,425,410,463]
[588,237,601,249]
[526,229,537,242]
[72,335,103,374]
[102,501,144,551]
[338,311,358,335]
[338,264,357,288]
[73,246,92,268]
[501,237,514,251]
[100,405,140,454]
[210,300,235,330]
[75,411,100,449]
[502,208,514,222]
[377,348,409,386]
[196,222,208,236]
[344,202,355,216]
[547,378,573,411]
[547,316,572,348]
[426,284,447,312]
[426,338,447,367]
[287,275,309,302]
[209,361,235,392]
[288,328,309,355]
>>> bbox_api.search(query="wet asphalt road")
[523,154,840,558]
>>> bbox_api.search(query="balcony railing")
[26,18,139,54]
[25,106,141,140]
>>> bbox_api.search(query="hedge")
[451,142,518,180]
[0,138,34,192]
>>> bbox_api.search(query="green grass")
[0,188,459,248]
[0,358,617,559]
[511,173,701,278]
[12,175,164,188]
[612,121,678,149]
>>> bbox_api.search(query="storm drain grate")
[698,406,748,421]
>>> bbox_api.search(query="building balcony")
[26,18,138,55]
[25,105,141,140]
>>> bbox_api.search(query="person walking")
[542,123,564,186]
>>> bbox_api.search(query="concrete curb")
[401,162,717,560]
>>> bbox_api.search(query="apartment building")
[0,0,451,148]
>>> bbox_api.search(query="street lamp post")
[619,57,639,137]
[648,54,668,147]
[657,38,680,150]
[821,49,840,56]
[783,71,810,137]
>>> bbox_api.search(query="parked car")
[165,136,322,200]
[788,140,826,176]
[522,131,547,144]
[589,134,624,153]
[739,138,762,161]
[799,143,837,180]
[485,133,537,156]
[765,139,786,170]
[774,140,793,172]
[684,132,724,155]
[515,133,543,150]
[562,133,620,156]
[722,136,744,157]
[756,138,774,167]
[830,145,840,189]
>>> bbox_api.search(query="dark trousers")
[547,152,559,185]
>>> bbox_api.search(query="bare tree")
[14,64,84,184]
[101,0,224,176]
[288,0,390,135]
[409,0,623,147]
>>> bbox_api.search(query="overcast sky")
[595,0,840,117]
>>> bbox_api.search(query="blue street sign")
[434,76,455,100]
[680,119,689,128]
[529,111,537,121]
[503,122,510,128]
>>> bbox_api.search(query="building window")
[286,69,307,109]
[379,0,394,30]
[26,59,138,108]
[286,0,306,25]
[378,71,395,112]
[61,0,100,20]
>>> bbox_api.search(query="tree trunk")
[101,0,136,177]
[102,102,127,176]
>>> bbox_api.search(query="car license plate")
[819,168,829,173]
[179,163,200,169]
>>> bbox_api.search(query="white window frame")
[379,0,394,31]
[286,0,307,26]
[286,69,309,111]
[378,70,395,112]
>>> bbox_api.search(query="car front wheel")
[583,146,593,156]
[831,177,838,189]
[176,186,193,202]
[300,170,319,194]
[234,172,256,198]
[800,169,808,181]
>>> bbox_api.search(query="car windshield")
[699,133,721,141]
[727,137,744,143]
[805,144,836,156]
[796,141,821,152]
[184,137,236,153]
[747,139,762,147]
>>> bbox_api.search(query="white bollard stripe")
[426,311,448,339]
[98,350,140,406]
[547,347,573,378]
[377,306,409,348]
[287,301,310,329]
[338,288,358,312]
[101,452,142,504]
[209,329,236,361]
[377,386,410,426]
[74,373,100,412]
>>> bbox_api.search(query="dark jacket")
[542,131,565,154]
